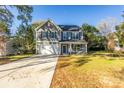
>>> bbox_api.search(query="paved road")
[0,55,58,88]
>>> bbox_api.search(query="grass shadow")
[74,56,91,67]
[58,62,71,68]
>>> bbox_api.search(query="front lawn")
[0,54,33,65]
[50,52,124,88]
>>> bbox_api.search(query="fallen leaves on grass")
[51,54,124,88]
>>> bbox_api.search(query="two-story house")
[35,19,87,55]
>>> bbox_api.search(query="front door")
[62,45,68,54]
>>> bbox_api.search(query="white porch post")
[85,44,87,53]
[76,44,77,53]
[59,43,61,55]
[69,43,72,54]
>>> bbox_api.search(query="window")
[42,32,47,38]
[75,32,79,39]
[63,32,67,40]
[62,32,80,40]
[48,32,57,39]
[51,32,55,38]
[72,32,75,40]
[71,32,80,40]
[68,32,71,40]
[37,32,41,40]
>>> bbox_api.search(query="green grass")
[7,54,33,61]
[51,52,124,88]
[0,54,33,65]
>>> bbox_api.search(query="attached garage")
[36,41,60,55]
[34,19,62,56]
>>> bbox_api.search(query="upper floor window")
[37,32,41,41]
[47,31,57,39]
[51,32,55,38]
[75,32,79,39]
[72,32,75,40]
[42,32,47,39]
[63,32,67,40]
[68,32,71,40]
[62,31,81,41]
[71,32,80,40]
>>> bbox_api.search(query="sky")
[11,5,124,34]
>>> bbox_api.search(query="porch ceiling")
[59,41,87,44]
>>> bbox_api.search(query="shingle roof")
[32,20,80,31]
[58,25,80,31]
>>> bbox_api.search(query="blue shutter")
[61,32,63,40]
[71,32,72,40]
[67,32,68,40]
[46,31,48,38]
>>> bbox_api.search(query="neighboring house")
[6,37,18,55]
[0,29,17,57]
[34,19,87,55]
[0,29,7,57]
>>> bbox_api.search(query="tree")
[0,21,8,33]
[114,11,124,48]
[13,5,34,54]
[25,25,35,53]
[97,17,117,36]
[97,17,118,50]
[81,23,104,51]
[115,23,124,47]
[0,5,34,54]
[107,33,118,51]
[0,5,33,35]
[14,25,35,54]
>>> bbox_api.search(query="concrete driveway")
[0,55,58,88]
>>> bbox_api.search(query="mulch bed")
[0,58,11,65]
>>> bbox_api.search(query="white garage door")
[39,43,59,55]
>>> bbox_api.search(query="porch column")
[85,44,87,53]
[59,43,61,55]
[69,43,72,54]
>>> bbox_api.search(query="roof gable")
[34,20,62,32]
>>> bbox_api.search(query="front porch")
[60,41,87,55]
